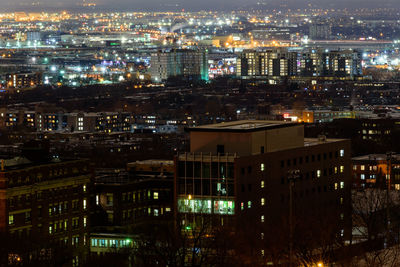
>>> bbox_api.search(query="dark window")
[329,152,333,159]
[281,177,285,184]
[312,155,315,162]
[202,163,211,178]
[281,160,284,168]
[217,145,225,155]
[299,157,303,164]
[335,151,339,158]
[317,154,321,161]
[248,184,252,192]
[305,156,309,163]
[324,169,327,176]
[241,184,245,192]
[329,168,333,175]
[293,159,297,166]
[248,166,252,174]
[323,153,327,160]
[261,146,265,154]
[241,168,245,175]
[287,160,291,166]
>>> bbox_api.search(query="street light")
[288,169,301,267]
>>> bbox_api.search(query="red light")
[283,113,290,118]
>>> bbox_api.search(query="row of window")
[8,211,31,225]
[8,168,88,186]
[7,185,87,208]
[91,238,133,248]
[122,206,171,220]
[121,190,163,203]
[353,165,378,171]
[241,190,345,212]
[49,217,84,234]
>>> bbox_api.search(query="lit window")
[396,184,400,191]
[317,170,321,178]
[353,165,357,170]
[49,225,53,234]
[260,163,265,171]
[261,232,264,240]
[261,180,265,188]
[340,182,345,189]
[340,213,344,220]
[334,167,338,174]
[340,166,344,173]
[335,183,338,190]
[83,184,86,192]
[340,149,344,157]
[248,201,252,209]
[241,202,244,210]
[261,198,265,206]
[8,215,14,225]
[83,199,87,210]
[360,174,365,180]
[361,165,365,171]
[84,217,87,227]
[153,192,159,200]
[261,215,265,222]
[340,197,343,204]
[154,209,159,216]
[96,195,99,205]
[261,249,265,256]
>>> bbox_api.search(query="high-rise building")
[175,120,351,262]
[309,23,331,40]
[237,48,362,80]
[150,49,209,82]
[237,48,298,79]
[299,49,362,77]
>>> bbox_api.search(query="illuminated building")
[299,49,362,78]
[150,49,209,82]
[5,72,42,89]
[302,110,356,123]
[176,120,351,251]
[352,154,400,189]
[0,144,91,265]
[237,48,362,80]
[237,48,298,79]
[90,160,174,255]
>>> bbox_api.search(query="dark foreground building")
[175,120,352,265]
[0,151,91,266]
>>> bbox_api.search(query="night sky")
[1,0,399,11]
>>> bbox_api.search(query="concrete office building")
[175,120,352,262]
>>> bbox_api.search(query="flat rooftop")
[187,120,299,133]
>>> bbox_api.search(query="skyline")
[1,0,400,11]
